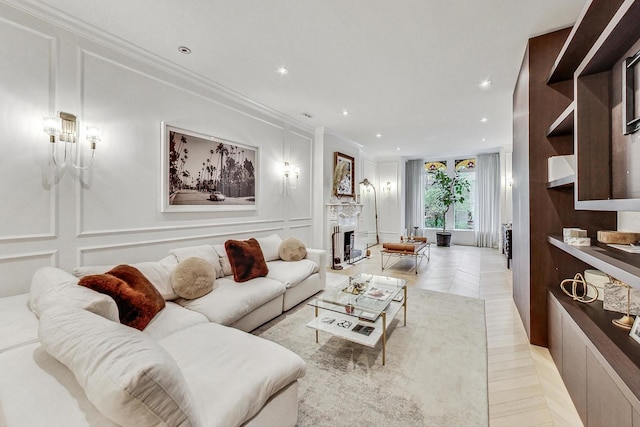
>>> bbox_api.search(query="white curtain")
[475,153,501,248]
[405,159,425,233]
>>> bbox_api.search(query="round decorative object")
[279,237,307,261]
[171,257,215,299]
[560,273,598,303]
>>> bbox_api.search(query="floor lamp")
[360,178,380,248]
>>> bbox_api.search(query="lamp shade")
[43,116,62,136]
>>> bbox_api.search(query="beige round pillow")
[171,257,215,299]
[278,237,307,261]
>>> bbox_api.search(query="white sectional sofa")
[0,234,326,427]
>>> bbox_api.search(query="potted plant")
[431,169,470,247]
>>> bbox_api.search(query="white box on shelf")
[548,155,576,182]
[567,237,591,246]
[563,228,587,243]
[585,269,608,301]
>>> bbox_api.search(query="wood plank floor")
[327,243,583,427]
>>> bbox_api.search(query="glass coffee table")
[306,273,407,365]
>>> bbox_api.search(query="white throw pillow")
[30,267,78,313]
[39,306,203,426]
[37,282,119,322]
[256,234,283,262]
[169,245,223,279]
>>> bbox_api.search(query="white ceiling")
[30,0,586,159]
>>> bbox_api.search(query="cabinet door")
[587,349,632,427]
[548,295,563,374]
[634,408,640,427]
[562,319,587,423]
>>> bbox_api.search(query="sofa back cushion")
[78,265,165,330]
[38,306,203,427]
[30,267,119,322]
[224,238,269,283]
[213,244,233,277]
[256,234,283,262]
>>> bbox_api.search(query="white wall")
[0,3,316,296]
[619,212,640,232]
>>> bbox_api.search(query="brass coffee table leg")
[315,305,319,343]
[382,311,387,365]
[403,286,407,326]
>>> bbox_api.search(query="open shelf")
[547,175,575,189]
[548,0,626,83]
[547,102,575,137]
[548,235,640,289]
[577,0,640,77]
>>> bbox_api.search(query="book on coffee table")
[352,324,375,336]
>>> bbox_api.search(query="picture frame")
[161,123,258,212]
[333,152,355,197]
[630,316,640,345]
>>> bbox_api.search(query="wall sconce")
[283,162,300,179]
[43,112,101,170]
[283,161,300,188]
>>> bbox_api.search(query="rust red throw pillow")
[78,265,165,330]
[224,238,269,283]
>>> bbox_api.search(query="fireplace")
[343,230,363,262]
[327,202,364,268]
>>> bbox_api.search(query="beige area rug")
[253,288,488,426]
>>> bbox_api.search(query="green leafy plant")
[431,169,471,233]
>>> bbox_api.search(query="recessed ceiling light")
[342,110,349,116]
[276,66,290,75]
[482,138,486,142]
[479,79,492,88]
[480,117,488,123]
[376,133,382,138]
[397,147,400,151]
[178,46,191,54]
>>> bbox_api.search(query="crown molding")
[1,0,315,134]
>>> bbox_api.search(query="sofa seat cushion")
[176,277,285,326]
[266,259,319,289]
[39,306,203,426]
[0,294,39,351]
[143,301,209,340]
[158,322,305,427]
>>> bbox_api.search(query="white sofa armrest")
[304,248,326,283]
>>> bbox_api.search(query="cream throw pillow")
[38,306,203,426]
[171,257,216,299]
[279,237,307,261]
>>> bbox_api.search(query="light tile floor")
[327,243,583,427]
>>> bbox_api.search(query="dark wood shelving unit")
[578,0,640,76]
[547,175,575,189]
[514,2,640,423]
[546,102,575,136]
[548,235,640,289]
[548,0,626,83]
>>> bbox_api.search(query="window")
[423,161,446,229]
[422,158,476,231]
[453,158,476,230]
